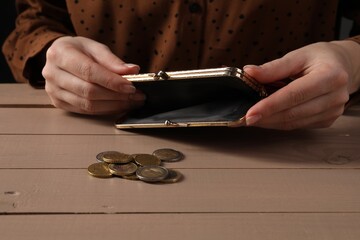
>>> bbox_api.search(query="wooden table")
[0,83,359,239]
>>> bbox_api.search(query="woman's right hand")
[42,36,145,115]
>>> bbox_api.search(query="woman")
[3,0,360,129]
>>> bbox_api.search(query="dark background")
[0,1,355,84]
[1,0,16,83]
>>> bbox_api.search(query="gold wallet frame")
[115,67,267,129]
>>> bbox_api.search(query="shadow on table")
[123,126,360,167]
[66,109,360,167]
[344,104,360,117]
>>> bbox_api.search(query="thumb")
[243,52,306,84]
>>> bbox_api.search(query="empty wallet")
[115,67,268,128]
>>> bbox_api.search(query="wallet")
[115,67,267,128]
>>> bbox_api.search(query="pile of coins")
[87,148,184,183]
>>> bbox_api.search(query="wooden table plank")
[0,134,359,169]
[0,84,51,106]
[0,108,121,135]
[1,169,359,213]
[0,106,359,135]
[1,213,359,240]
[1,84,360,239]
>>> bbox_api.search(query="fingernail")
[125,63,140,69]
[246,114,262,126]
[228,116,246,127]
[122,84,136,94]
[243,65,260,70]
[129,92,146,101]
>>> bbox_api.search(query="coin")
[134,154,161,166]
[87,162,113,178]
[161,169,183,183]
[102,151,134,164]
[122,174,140,181]
[91,149,184,182]
[96,151,107,162]
[108,162,138,176]
[152,148,184,162]
[136,166,169,182]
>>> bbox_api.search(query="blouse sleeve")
[2,0,74,86]
[341,0,360,44]
[341,0,360,107]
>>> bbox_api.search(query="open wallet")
[115,67,268,129]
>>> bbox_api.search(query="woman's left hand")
[243,40,360,130]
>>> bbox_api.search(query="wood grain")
[0,169,359,213]
[0,84,51,106]
[1,85,360,239]
[0,134,359,169]
[0,108,121,135]
[0,107,359,135]
[1,213,359,240]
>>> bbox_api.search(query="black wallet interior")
[116,71,264,127]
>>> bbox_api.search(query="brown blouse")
[3,0,360,86]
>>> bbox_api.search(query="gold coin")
[122,174,140,181]
[134,154,161,166]
[108,162,138,176]
[161,169,183,183]
[102,151,134,164]
[152,148,184,162]
[136,166,169,182]
[87,162,113,178]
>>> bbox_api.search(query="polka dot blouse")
[3,0,360,85]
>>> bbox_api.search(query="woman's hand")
[42,36,145,115]
[243,40,360,130]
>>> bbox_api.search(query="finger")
[255,84,348,124]
[77,37,140,75]
[243,48,309,84]
[47,44,136,93]
[306,118,343,129]
[254,104,345,130]
[246,70,348,125]
[48,66,145,101]
[52,98,129,115]
[47,85,136,115]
